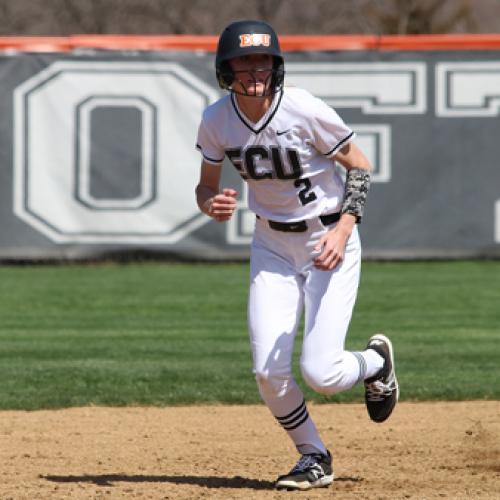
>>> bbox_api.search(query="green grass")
[0,261,498,409]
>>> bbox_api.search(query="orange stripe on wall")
[2,34,500,52]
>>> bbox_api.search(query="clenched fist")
[207,188,238,222]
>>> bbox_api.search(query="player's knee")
[300,363,334,395]
[255,370,291,399]
[301,356,352,395]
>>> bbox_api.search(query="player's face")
[229,54,274,97]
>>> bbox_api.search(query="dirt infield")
[1,402,499,499]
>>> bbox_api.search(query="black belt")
[259,212,341,233]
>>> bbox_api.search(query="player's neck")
[234,94,273,123]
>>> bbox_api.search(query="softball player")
[195,20,399,491]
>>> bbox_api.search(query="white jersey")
[196,87,355,222]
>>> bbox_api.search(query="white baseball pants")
[248,216,383,455]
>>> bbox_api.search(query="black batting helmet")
[215,20,285,95]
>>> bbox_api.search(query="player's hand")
[313,215,356,270]
[207,188,238,222]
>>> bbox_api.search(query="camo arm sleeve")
[341,167,371,223]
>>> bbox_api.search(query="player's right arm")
[195,161,238,222]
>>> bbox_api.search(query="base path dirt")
[0,402,499,499]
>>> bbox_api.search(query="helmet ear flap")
[217,61,234,90]
[271,56,285,91]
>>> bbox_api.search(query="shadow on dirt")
[42,474,275,490]
[42,473,363,490]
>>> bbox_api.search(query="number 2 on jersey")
[294,178,317,206]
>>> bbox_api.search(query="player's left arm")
[313,142,372,270]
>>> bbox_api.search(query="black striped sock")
[275,399,309,430]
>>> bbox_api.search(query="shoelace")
[366,378,396,401]
[291,454,322,473]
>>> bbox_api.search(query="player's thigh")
[301,230,361,363]
[248,242,303,375]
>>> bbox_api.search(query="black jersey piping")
[230,90,284,135]
[324,131,355,157]
[196,144,224,163]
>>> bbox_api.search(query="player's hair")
[215,20,285,97]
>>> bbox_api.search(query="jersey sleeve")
[309,96,355,158]
[195,110,225,165]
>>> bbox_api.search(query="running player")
[195,19,399,491]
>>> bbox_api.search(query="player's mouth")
[245,83,267,97]
[232,69,273,96]
[245,73,271,95]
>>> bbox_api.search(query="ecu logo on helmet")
[239,33,271,48]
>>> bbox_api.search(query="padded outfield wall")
[1,35,500,260]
